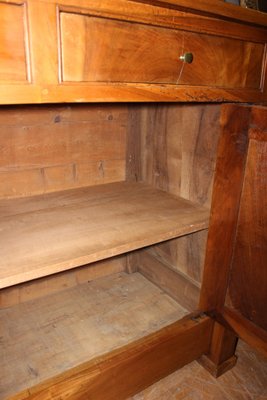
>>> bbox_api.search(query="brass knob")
[179,52,193,64]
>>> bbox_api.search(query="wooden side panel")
[150,232,208,283]
[60,12,264,90]
[227,133,267,330]
[0,2,29,82]
[0,105,127,198]
[222,307,267,357]
[129,104,220,283]
[199,105,250,311]
[138,104,220,206]
[199,104,267,361]
[138,248,200,311]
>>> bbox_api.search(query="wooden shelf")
[0,182,209,289]
[0,272,188,399]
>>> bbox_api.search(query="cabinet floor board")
[0,181,209,288]
[0,271,187,399]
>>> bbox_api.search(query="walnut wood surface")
[199,105,250,311]
[227,113,267,331]
[222,307,267,357]
[0,181,209,288]
[131,0,267,27]
[60,12,264,90]
[200,104,267,358]
[0,0,267,103]
[198,321,238,377]
[0,3,28,82]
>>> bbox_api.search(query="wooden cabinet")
[0,1,266,399]
[1,0,267,103]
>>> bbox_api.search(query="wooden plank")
[0,256,126,309]
[0,272,189,399]
[35,0,267,39]
[126,105,142,182]
[5,312,213,400]
[222,307,267,358]
[150,232,208,283]
[0,181,209,288]
[136,103,220,201]
[199,104,250,311]
[37,83,267,104]
[227,138,267,331]
[0,105,127,198]
[138,248,200,311]
[130,0,267,27]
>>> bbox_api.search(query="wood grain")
[130,104,220,284]
[199,104,267,366]
[0,256,125,309]
[0,0,267,104]
[0,181,209,288]
[0,272,189,399]
[138,248,200,311]
[22,314,212,400]
[198,321,237,377]
[0,105,127,198]
[199,104,250,311]
[222,307,267,357]
[131,0,267,27]
[150,232,208,283]
[130,340,267,400]
[1,286,212,399]
[60,12,264,90]
[0,2,28,82]
[227,137,267,331]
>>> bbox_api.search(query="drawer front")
[60,12,264,90]
[0,2,29,82]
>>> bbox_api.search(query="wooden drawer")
[60,12,264,90]
[0,2,29,83]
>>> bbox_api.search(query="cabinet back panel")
[0,105,127,199]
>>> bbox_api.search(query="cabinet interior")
[0,102,221,398]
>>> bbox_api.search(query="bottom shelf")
[0,272,212,400]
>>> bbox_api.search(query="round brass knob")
[179,52,193,64]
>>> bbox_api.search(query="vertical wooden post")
[125,252,140,274]
[198,322,238,377]
[199,104,251,375]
